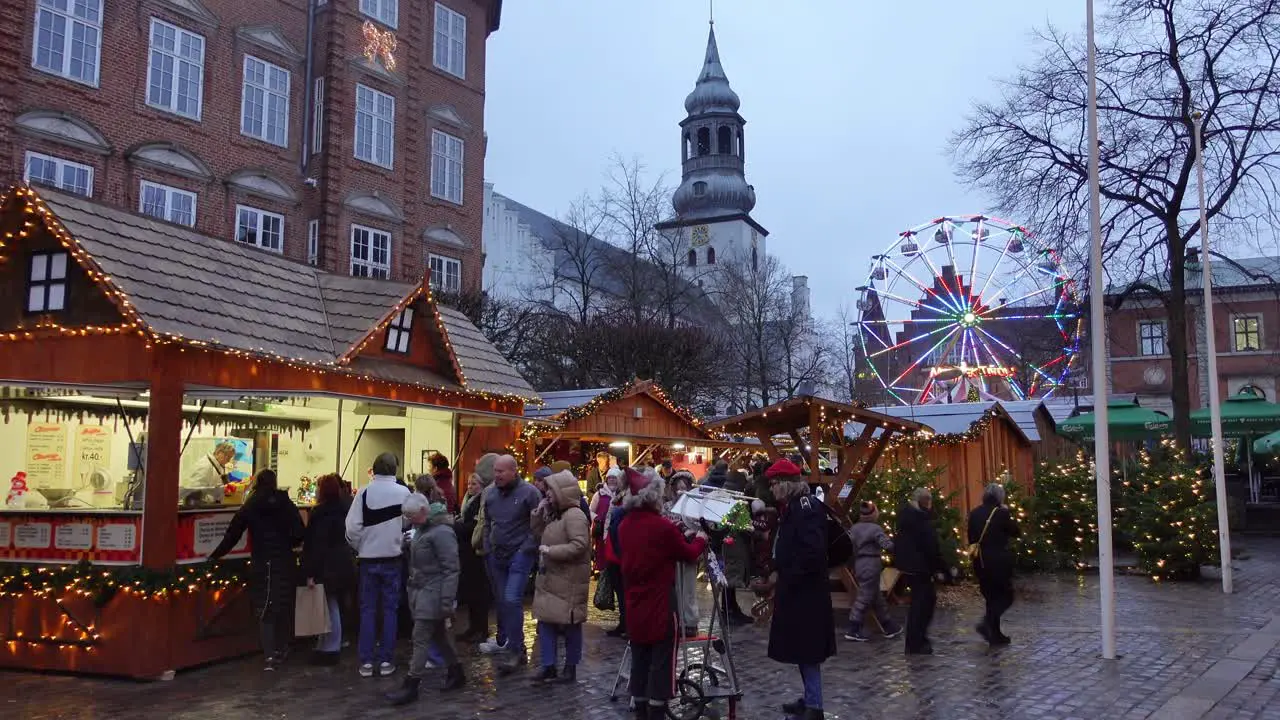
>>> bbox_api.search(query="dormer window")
[27,251,69,313]
[385,307,414,353]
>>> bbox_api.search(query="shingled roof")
[16,186,538,401]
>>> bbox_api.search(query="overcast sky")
[483,0,1088,316]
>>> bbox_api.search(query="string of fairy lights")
[520,382,722,442]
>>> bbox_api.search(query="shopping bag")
[294,584,330,637]
[880,567,901,594]
[593,571,616,611]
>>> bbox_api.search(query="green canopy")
[1253,430,1280,455]
[1190,391,1280,438]
[1058,400,1172,441]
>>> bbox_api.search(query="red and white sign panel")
[0,513,142,564]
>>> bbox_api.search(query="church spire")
[684,24,740,115]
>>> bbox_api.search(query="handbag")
[967,507,997,562]
[818,500,853,568]
[294,584,331,637]
[593,569,616,611]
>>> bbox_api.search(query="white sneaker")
[359,663,374,678]
[379,662,396,676]
[478,638,507,655]
[423,660,439,669]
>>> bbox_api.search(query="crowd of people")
[205,449,1022,720]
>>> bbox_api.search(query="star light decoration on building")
[0,185,539,412]
[362,21,398,71]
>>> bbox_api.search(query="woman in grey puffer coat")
[844,501,901,642]
[387,494,464,704]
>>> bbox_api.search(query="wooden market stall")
[860,402,1035,516]
[707,395,925,516]
[0,185,537,678]
[519,380,744,481]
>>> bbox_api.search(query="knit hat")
[625,467,650,495]
[475,453,499,486]
[605,467,623,480]
[428,501,449,519]
[533,466,553,482]
[764,458,804,479]
[859,500,878,522]
[550,460,572,473]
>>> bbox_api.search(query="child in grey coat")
[845,501,901,642]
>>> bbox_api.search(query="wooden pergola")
[708,395,925,515]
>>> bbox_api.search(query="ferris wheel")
[855,215,1083,405]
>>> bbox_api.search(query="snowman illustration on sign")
[6,472,29,508]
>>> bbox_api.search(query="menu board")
[177,511,250,564]
[74,425,113,482]
[26,423,69,487]
[0,513,141,564]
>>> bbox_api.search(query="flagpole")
[1193,110,1233,594]
[1086,0,1117,660]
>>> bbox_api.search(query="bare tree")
[544,194,611,326]
[824,302,862,403]
[951,0,1280,446]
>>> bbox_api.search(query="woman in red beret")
[617,468,709,719]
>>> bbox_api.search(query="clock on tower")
[691,225,710,247]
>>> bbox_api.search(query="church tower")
[657,19,768,275]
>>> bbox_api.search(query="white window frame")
[146,18,206,121]
[1138,319,1167,357]
[32,0,103,86]
[433,3,466,79]
[359,0,398,28]
[240,55,291,147]
[354,84,395,169]
[1232,314,1263,352]
[23,151,93,196]
[26,251,70,314]
[138,180,197,226]
[311,77,324,155]
[384,307,414,354]
[235,205,285,253]
[430,130,464,204]
[350,225,391,279]
[307,219,320,266]
[428,254,461,294]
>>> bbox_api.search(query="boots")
[782,697,806,715]
[385,676,421,706]
[559,664,577,683]
[441,663,465,692]
[802,709,825,720]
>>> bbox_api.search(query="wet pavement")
[7,537,1280,719]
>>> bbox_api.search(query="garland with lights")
[0,559,250,608]
[882,407,1000,449]
[521,381,721,441]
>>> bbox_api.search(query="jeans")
[315,592,343,653]
[408,619,458,678]
[488,550,535,654]
[537,621,583,668]
[358,561,403,665]
[904,572,937,651]
[798,663,823,711]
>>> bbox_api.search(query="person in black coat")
[455,472,492,642]
[894,488,945,656]
[209,469,305,670]
[968,483,1021,646]
[765,459,834,720]
[302,473,357,664]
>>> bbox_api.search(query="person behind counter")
[208,469,305,671]
[181,441,237,506]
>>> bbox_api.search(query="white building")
[481,183,557,305]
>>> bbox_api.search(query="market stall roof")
[710,396,924,439]
[1190,391,1280,438]
[995,400,1053,442]
[21,186,537,403]
[523,380,730,445]
[847,402,1032,445]
[524,387,615,421]
[1042,394,1137,423]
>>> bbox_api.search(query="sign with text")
[177,511,250,563]
[0,513,141,564]
[26,423,68,488]
[74,425,113,484]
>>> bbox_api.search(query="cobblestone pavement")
[7,537,1280,720]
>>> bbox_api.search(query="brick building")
[0,0,500,292]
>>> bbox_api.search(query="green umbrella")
[1058,400,1172,441]
[1253,430,1280,455]
[1190,391,1280,438]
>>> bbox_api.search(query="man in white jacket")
[346,452,410,678]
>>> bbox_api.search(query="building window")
[354,84,395,168]
[1138,319,1166,357]
[751,245,758,271]
[241,56,290,147]
[717,126,732,155]
[351,225,391,279]
[27,251,69,313]
[696,127,710,156]
[32,0,102,86]
[235,205,284,253]
[139,181,196,226]
[384,307,413,354]
[429,254,461,293]
[1233,315,1262,352]
[24,152,93,196]
[311,77,324,155]
[307,219,320,266]
[687,249,697,267]
[692,181,707,196]
[359,0,397,28]
[707,247,716,265]
[147,18,205,120]
[430,130,464,204]
[433,3,466,78]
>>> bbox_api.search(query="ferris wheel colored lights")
[857,214,1083,405]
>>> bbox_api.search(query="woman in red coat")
[618,468,708,719]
